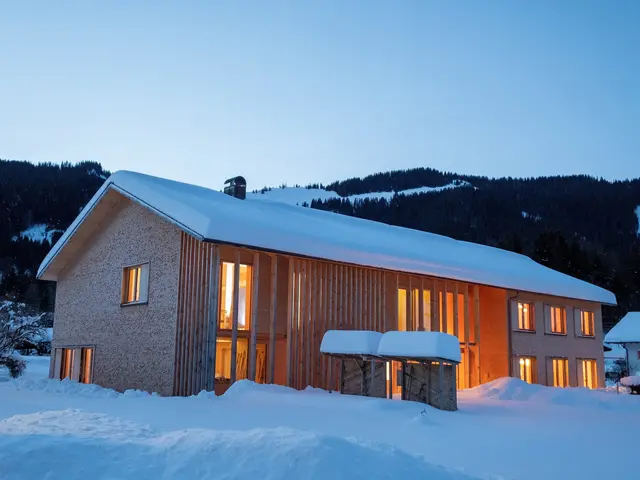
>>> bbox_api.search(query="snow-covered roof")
[37,171,616,305]
[320,330,383,356]
[604,313,640,344]
[377,331,461,363]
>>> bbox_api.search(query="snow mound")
[222,379,299,399]
[10,377,121,398]
[463,377,640,411]
[0,410,477,480]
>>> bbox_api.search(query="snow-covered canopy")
[37,171,616,305]
[604,312,640,344]
[377,331,461,363]
[320,330,382,356]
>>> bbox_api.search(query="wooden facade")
[173,232,484,396]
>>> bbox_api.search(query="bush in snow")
[0,300,45,378]
[620,376,640,395]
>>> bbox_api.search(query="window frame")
[121,263,150,306]
[578,310,595,338]
[577,358,598,389]
[517,355,537,384]
[546,305,567,335]
[515,302,535,332]
[550,357,569,387]
[218,261,253,331]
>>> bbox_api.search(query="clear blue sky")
[1,1,638,189]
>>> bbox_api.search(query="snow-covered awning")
[377,331,461,363]
[37,171,616,305]
[320,330,383,356]
[604,312,640,344]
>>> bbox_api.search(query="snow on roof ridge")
[37,170,616,305]
[604,312,640,343]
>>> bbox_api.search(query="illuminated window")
[549,307,566,334]
[578,359,597,389]
[79,347,94,384]
[551,358,569,387]
[215,338,266,383]
[122,264,149,305]
[219,262,252,330]
[518,356,536,383]
[517,302,534,331]
[397,288,407,331]
[579,311,595,337]
[59,348,73,380]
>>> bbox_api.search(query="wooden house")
[37,171,616,396]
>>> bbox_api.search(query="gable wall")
[53,197,182,395]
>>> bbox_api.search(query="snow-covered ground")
[1,357,639,479]
[248,180,473,206]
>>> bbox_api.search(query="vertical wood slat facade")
[174,231,484,396]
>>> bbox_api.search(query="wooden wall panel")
[174,234,486,395]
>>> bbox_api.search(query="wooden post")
[453,282,459,339]
[408,276,413,331]
[393,274,399,330]
[205,245,220,391]
[248,252,260,381]
[474,285,481,383]
[327,264,334,390]
[307,262,316,388]
[463,284,470,388]
[286,258,294,387]
[382,273,387,332]
[431,279,439,332]
[268,255,278,384]
[418,278,425,331]
[230,251,241,384]
[442,282,449,334]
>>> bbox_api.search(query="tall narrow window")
[552,358,569,387]
[59,348,73,380]
[122,264,149,305]
[580,311,595,337]
[79,347,94,384]
[219,262,252,330]
[549,307,566,334]
[578,359,597,389]
[397,288,407,331]
[517,302,534,331]
[518,357,536,383]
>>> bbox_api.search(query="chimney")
[223,176,247,200]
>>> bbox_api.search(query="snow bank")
[377,331,461,363]
[320,330,382,355]
[38,171,615,305]
[0,410,476,480]
[621,376,640,387]
[463,377,640,411]
[605,312,640,343]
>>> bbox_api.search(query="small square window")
[122,264,149,305]
[517,302,535,331]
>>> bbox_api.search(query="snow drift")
[0,409,477,480]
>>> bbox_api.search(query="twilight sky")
[0,1,638,189]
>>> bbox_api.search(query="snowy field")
[1,358,639,480]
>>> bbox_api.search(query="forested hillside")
[1,160,638,330]
[0,160,109,309]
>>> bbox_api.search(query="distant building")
[38,171,615,395]
[604,312,640,375]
